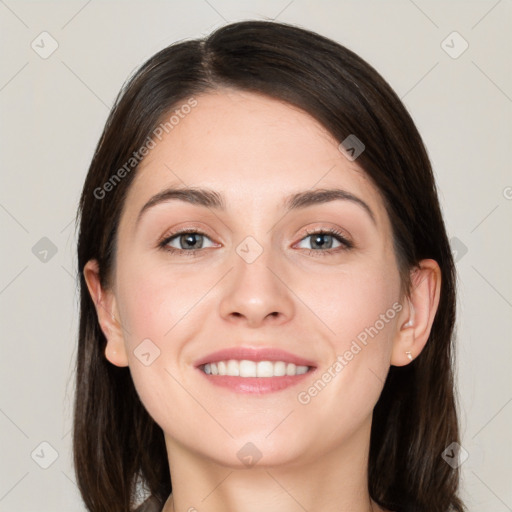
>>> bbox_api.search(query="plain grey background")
[1,1,511,510]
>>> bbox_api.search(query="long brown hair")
[74,20,465,512]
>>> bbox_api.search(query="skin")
[84,89,441,512]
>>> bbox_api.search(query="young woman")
[74,20,465,512]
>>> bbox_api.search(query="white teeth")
[274,361,286,376]
[202,359,310,377]
[226,359,239,376]
[239,360,257,377]
[257,361,274,377]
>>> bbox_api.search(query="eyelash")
[301,228,354,256]
[158,227,354,257]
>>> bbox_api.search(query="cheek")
[296,263,401,419]
[304,263,400,348]
[115,257,208,346]
[114,259,210,431]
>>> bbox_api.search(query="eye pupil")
[181,233,202,249]
[311,234,333,250]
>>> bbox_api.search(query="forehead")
[122,89,388,226]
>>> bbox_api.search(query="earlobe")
[83,259,129,367]
[391,259,442,367]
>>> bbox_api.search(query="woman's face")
[101,89,406,467]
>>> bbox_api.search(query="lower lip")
[196,367,316,393]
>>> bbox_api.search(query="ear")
[391,259,442,366]
[83,259,129,367]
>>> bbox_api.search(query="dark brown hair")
[74,20,464,512]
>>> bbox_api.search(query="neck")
[163,493,376,512]
[162,416,380,512]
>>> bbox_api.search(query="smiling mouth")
[201,359,313,377]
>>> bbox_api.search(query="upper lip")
[194,347,317,368]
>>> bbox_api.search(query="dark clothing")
[133,496,163,512]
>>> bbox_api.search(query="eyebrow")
[136,186,376,226]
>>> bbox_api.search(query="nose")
[218,245,295,328]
